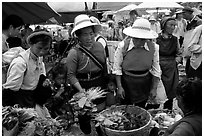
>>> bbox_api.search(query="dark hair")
[176,77,202,113]
[160,17,176,30]
[6,37,22,48]
[2,14,24,30]
[129,10,138,16]
[29,30,52,46]
[118,21,123,26]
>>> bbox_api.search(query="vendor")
[113,18,161,108]
[66,14,108,135]
[3,29,52,108]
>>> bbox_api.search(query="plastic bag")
[148,79,168,105]
[155,80,168,104]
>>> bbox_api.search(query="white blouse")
[3,49,46,91]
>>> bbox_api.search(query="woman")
[3,29,53,108]
[2,14,24,84]
[164,77,202,135]
[66,14,108,135]
[156,17,182,110]
[113,18,161,108]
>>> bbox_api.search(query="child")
[3,29,52,108]
[46,63,72,118]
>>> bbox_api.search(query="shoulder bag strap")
[78,45,104,70]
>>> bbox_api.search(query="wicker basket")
[99,105,152,136]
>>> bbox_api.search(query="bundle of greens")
[69,87,108,116]
[2,105,69,136]
[2,106,38,132]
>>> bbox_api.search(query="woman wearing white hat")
[113,18,161,108]
[66,14,108,135]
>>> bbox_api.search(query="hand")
[79,88,85,93]
[175,57,182,64]
[43,79,52,87]
[117,87,125,99]
[149,88,157,102]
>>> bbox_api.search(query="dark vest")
[122,39,155,72]
[156,34,178,57]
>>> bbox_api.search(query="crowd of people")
[2,5,202,136]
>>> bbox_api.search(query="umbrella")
[136,2,183,20]
[116,4,138,12]
[2,2,60,24]
[115,3,147,16]
[146,9,171,14]
[47,2,95,12]
[136,2,184,9]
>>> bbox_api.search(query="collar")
[29,49,39,62]
[128,39,149,51]
[161,32,172,39]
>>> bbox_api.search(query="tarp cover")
[2,2,60,24]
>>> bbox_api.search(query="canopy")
[2,2,60,24]
[97,2,141,11]
[136,2,183,9]
[146,9,171,14]
[116,4,138,12]
[47,2,95,12]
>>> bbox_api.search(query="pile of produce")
[69,87,108,116]
[95,106,150,131]
[149,109,182,129]
[2,105,69,136]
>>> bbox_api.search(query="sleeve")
[112,41,125,76]
[97,37,107,49]
[3,57,27,91]
[188,25,202,54]
[168,122,196,136]
[66,48,79,85]
[149,43,161,78]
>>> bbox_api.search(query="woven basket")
[99,105,152,136]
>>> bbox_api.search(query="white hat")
[123,18,158,39]
[90,16,101,25]
[149,16,156,21]
[71,14,101,36]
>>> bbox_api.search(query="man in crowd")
[181,6,202,79]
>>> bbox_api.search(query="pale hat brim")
[175,10,183,14]
[27,31,52,44]
[123,26,158,39]
[71,22,101,36]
